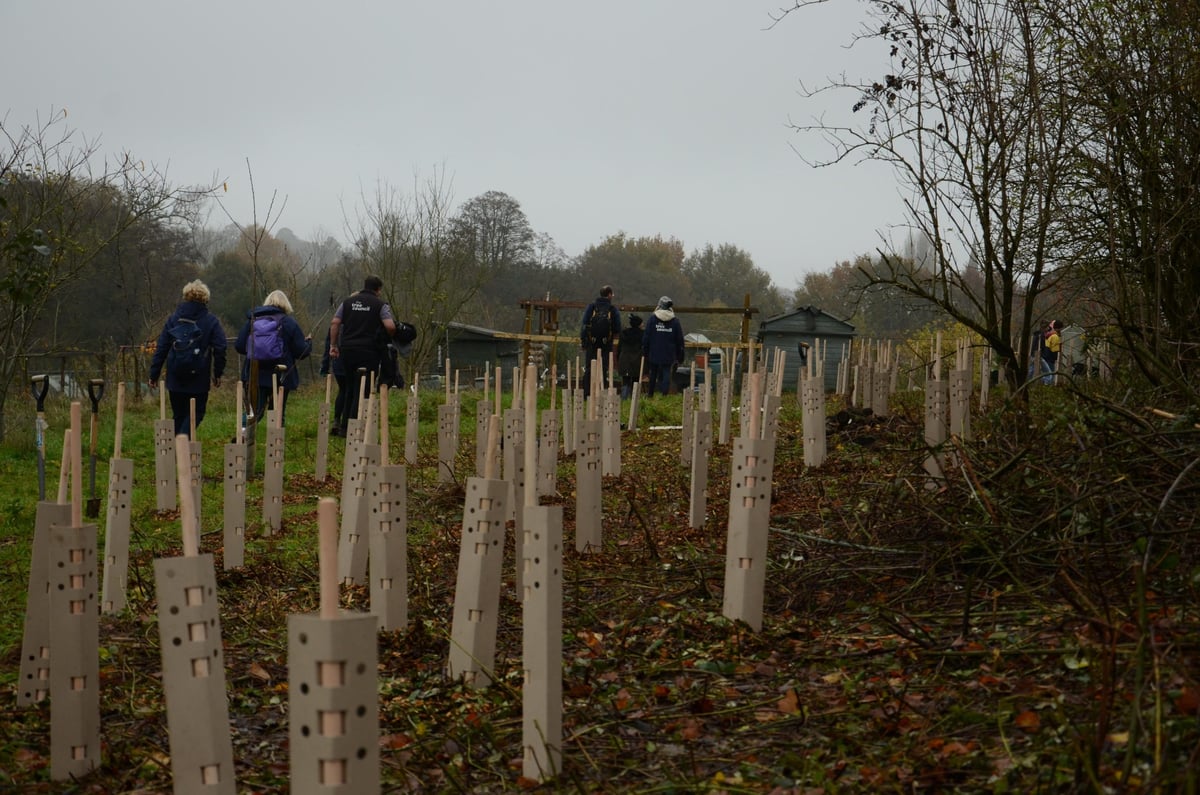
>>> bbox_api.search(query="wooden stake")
[235,381,244,445]
[748,373,762,440]
[319,498,338,619]
[495,368,502,416]
[71,403,82,528]
[113,383,125,460]
[58,429,71,505]
[484,415,500,481]
[524,364,537,509]
[176,435,199,558]
[380,385,390,466]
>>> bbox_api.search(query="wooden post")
[571,360,585,456]
[627,357,644,432]
[289,498,380,793]
[522,361,563,780]
[717,359,733,446]
[601,367,620,477]
[924,332,949,482]
[447,416,508,687]
[537,400,561,499]
[223,382,247,569]
[721,377,776,631]
[502,380,527,589]
[405,378,420,466]
[154,434,237,792]
[519,533,565,771]
[187,397,202,533]
[688,383,712,530]
[802,346,827,468]
[437,391,458,484]
[871,340,890,418]
[475,366,492,478]
[337,431,380,586]
[262,380,285,534]
[18,428,73,706]
[682,369,696,466]
[979,346,992,408]
[720,439,777,634]
[315,373,332,482]
[154,384,176,511]
[102,382,134,611]
[574,404,603,554]
[369,385,408,631]
[561,363,574,455]
[49,403,101,779]
[950,339,972,442]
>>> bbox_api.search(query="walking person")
[328,275,398,434]
[617,314,645,399]
[1041,319,1064,385]
[234,289,313,426]
[581,284,620,397]
[643,296,685,397]
[148,279,227,437]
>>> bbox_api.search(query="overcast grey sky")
[3,1,899,289]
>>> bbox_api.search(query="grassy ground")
[0,379,1197,793]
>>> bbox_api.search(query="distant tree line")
[2,119,797,433]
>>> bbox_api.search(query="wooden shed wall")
[758,309,855,393]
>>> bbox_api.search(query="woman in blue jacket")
[148,279,228,437]
[234,290,313,426]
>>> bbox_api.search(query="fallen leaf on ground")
[1014,710,1041,732]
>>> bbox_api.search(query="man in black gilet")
[328,275,398,434]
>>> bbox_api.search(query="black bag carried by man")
[586,307,613,348]
[378,321,416,389]
[393,321,417,357]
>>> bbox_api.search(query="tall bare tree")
[0,111,216,439]
[1052,0,1200,396]
[347,168,487,380]
[779,0,1081,393]
[214,160,292,319]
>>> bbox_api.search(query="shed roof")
[757,305,856,333]
[441,321,506,341]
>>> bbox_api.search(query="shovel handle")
[32,375,49,411]
[88,378,105,411]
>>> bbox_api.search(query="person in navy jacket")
[234,289,313,426]
[148,279,228,437]
[642,296,685,397]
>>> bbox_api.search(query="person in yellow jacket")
[1041,319,1064,384]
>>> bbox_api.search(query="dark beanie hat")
[629,314,643,327]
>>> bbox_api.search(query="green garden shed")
[757,306,856,392]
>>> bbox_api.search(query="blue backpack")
[251,314,286,361]
[167,318,208,377]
